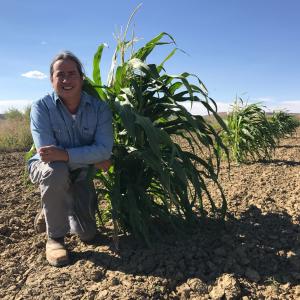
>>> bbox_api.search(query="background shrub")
[0,107,32,152]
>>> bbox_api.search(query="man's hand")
[38,145,69,163]
[94,160,112,172]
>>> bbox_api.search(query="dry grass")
[0,118,32,152]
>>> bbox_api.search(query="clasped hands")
[38,145,111,172]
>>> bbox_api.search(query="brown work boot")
[34,209,46,233]
[46,237,69,267]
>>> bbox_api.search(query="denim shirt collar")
[52,91,92,107]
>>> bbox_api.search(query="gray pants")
[29,161,97,239]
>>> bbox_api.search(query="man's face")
[51,59,83,101]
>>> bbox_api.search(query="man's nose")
[62,76,70,82]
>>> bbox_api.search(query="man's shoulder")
[32,93,55,107]
[82,92,109,109]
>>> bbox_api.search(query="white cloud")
[180,101,231,115]
[252,97,300,113]
[255,97,274,103]
[266,100,300,113]
[0,99,33,114]
[21,70,47,80]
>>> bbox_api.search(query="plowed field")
[0,131,299,299]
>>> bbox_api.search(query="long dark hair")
[50,51,84,78]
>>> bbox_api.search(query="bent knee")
[42,162,70,186]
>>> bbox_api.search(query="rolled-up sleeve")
[66,102,113,164]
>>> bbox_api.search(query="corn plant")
[84,25,229,244]
[222,99,276,163]
[269,110,300,141]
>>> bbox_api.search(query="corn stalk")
[222,99,277,162]
[84,31,229,245]
[269,110,300,141]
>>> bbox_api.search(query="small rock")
[33,240,44,249]
[287,250,296,258]
[187,278,208,295]
[91,270,104,282]
[0,224,9,235]
[281,283,290,291]
[7,285,17,292]
[245,267,261,282]
[176,282,191,299]
[209,274,241,300]
[277,250,285,257]
[97,289,108,299]
[10,232,19,239]
[121,279,131,288]
[9,217,21,226]
[209,284,224,300]
[111,277,120,286]
[264,285,279,298]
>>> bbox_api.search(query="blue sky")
[1,0,300,114]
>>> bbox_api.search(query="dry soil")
[0,131,300,299]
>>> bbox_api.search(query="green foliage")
[222,99,276,162]
[4,108,24,120]
[3,106,31,122]
[84,30,229,244]
[222,99,300,163]
[24,144,36,160]
[269,110,300,140]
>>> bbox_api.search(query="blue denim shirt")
[29,91,113,170]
